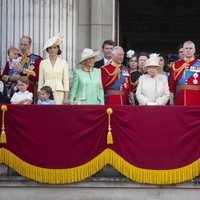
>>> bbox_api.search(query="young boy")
[7,46,22,76]
[3,46,22,99]
[10,76,33,104]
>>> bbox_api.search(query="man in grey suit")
[94,40,115,68]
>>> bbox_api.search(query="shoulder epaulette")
[31,54,42,59]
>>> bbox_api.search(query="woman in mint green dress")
[69,48,104,105]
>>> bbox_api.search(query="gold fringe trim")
[0,148,108,184]
[0,148,200,184]
[109,150,200,185]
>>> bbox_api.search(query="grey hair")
[112,46,124,55]
[183,41,195,49]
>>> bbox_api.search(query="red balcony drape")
[0,105,200,184]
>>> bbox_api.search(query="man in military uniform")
[2,36,42,101]
[170,41,200,105]
[101,46,132,105]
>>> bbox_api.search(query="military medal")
[192,73,198,84]
[122,69,129,76]
[193,72,198,79]
[193,79,198,84]
[29,65,35,70]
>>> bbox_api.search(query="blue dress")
[37,99,56,105]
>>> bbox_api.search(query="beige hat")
[43,34,64,50]
[145,53,161,68]
[79,48,100,63]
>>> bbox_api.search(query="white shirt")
[9,57,22,69]
[0,81,4,93]
[11,91,33,103]
[103,58,110,65]
[136,74,170,105]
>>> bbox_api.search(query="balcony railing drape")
[0,105,200,184]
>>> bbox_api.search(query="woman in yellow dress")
[38,34,69,104]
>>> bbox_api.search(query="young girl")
[10,76,33,104]
[37,86,56,105]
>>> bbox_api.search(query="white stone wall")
[77,0,115,65]
[0,0,115,78]
[0,0,77,77]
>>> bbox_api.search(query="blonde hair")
[18,76,29,85]
[7,46,19,56]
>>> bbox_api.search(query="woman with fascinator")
[136,53,169,105]
[69,48,104,105]
[126,50,141,104]
[38,34,69,104]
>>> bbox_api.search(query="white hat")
[145,53,161,68]
[43,34,64,50]
[79,48,100,63]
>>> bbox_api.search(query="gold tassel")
[0,131,7,144]
[107,132,113,144]
[106,108,113,144]
[0,105,8,144]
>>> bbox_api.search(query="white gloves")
[147,101,158,106]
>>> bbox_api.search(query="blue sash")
[110,66,127,90]
[175,60,200,99]
[105,66,127,101]
[22,54,39,69]
[177,60,200,86]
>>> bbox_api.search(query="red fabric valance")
[0,105,200,184]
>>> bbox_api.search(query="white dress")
[136,74,169,105]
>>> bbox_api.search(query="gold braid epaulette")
[172,62,188,81]
[103,66,121,87]
[20,57,29,67]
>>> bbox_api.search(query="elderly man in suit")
[94,40,115,68]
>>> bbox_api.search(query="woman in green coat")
[69,48,104,105]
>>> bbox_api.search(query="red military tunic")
[101,61,132,105]
[2,54,42,94]
[170,58,200,105]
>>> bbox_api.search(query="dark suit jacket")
[94,59,104,68]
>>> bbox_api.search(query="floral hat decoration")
[145,53,161,68]
[126,50,135,58]
[43,34,64,50]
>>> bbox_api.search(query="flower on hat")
[149,53,159,59]
[126,50,135,58]
[55,34,64,46]
[43,34,64,50]
[145,53,160,68]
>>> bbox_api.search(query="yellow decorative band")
[0,148,200,184]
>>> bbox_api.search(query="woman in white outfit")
[136,53,169,105]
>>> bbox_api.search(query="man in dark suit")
[94,40,115,68]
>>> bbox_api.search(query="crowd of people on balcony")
[0,35,200,106]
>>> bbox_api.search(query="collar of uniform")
[184,57,195,63]
[110,60,121,67]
